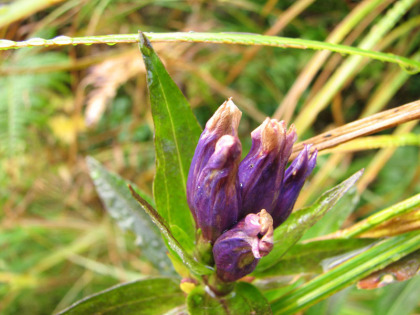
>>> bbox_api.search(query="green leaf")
[256,170,364,272]
[339,192,420,238]
[253,238,374,277]
[138,32,202,251]
[129,185,213,276]
[374,274,420,315]
[270,231,420,315]
[303,186,359,240]
[358,249,420,290]
[57,277,185,315]
[187,282,272,315]
[86,157,173,275]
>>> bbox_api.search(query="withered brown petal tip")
[261,119,285,152]
[206,99,242,133]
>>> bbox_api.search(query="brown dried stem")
[290,99,420,160]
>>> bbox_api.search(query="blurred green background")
[0,0,419,314]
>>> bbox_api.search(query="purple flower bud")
[187,99,243,242]
[192,135,242,242]
[272,145,318,227]
[213,210,273,282]
[238,119,296,219]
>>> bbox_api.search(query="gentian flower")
[187,99,242,243]
[187,99,317,282]
[212,209,273,282]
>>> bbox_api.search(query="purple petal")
[187,99,242,240]
[213,210,274,282]
[192,135,242,242]
[238,119,296,218]
[272,145,317,227]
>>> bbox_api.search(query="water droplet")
[400,64,419,74]
[27,38,46,46]
[106,42,116,46]
[135,235,144,245]
[0,39,15,48]
[52,35,72,45]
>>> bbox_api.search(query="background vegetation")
[1,0,419,314]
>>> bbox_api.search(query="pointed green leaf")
[303,186,359,240]
[86,157,173,274]
[253,238,374,277]
[358,249,420,290]
[187,283,272,315]
[138,32,202,250]
[129,185,213,276]
[256,170,364,272]
[57,278,185,315]
[270,231,420,315]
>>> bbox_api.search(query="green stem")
[1,32,420,74]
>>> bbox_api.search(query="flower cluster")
[187,99,317,282]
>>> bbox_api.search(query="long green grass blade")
[339,193,420,237]
[1,32,420,74]
[271,231,420,315]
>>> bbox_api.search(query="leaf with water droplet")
[86,156,174,275]
[138,31,202,251]
[256,169,364,272]
[128,185,213,276]
[57,277,185,315]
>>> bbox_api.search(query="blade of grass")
[338,193,420,238]
[293,0,417,134]
[356,121,418,193]
[274,0,386,120]
[270,231,420,314]
[1,32,419,74]
[0,0,66,29]
[225,0,315,84]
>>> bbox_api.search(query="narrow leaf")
[358,249,420,290]
[359,209,420,238]
[187,283,272,315]
[303,186,359,240]
[138,31,202,250]
[86,157,173,274]
[256,170,364,272]
[374,275,420,315]
[271,231,420,315]
[339,192,420,237]
[253,238,373,277]
[129,185,213,276]
[57,278,185,315]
